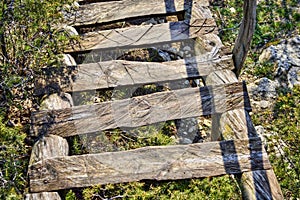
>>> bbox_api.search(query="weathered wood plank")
[29,135,69,166]
[25,192,61,200]
[241,170,285,200]
[29,137,272,192]
[233,0,257,76]
[30,82,250,137]
[67,0,210,27]
[65,19,217,53]
[26,135,68,199]
[69,55,233,92]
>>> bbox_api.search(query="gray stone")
[288,67,300,88]
[259,100,270,109]
[255,125,268,148]
[60,25,78,36]
[248,77,279,100]
[183,46,192,52]
[259,36,300,68]
[259,35,300,88]
[61,54,76,66]
[141,18,157,25]
[255,125,265,136]
[157,49,171,61]
[40,93,73,110]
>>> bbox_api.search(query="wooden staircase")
[26,0,283,199]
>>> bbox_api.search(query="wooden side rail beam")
[233,0,257,76]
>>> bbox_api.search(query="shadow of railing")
[163,0,272,198]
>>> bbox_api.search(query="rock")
[288,67,300,88]
[60,25,78,36]
[259,35,300,88]
[255,125,269,148]
[260,36,300,67]
[259,100,270,109]
[157,49,171,61]
[248,77,279,101]
[251,100,271,110]
[141,18,157,25]
[255,125,265,136]
[178,51,184,58]
[183,46,192,52]
[60,54,76,66]
[40,93,73,110]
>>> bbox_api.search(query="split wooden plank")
[29,137,272,192]
[67,0,210,27]
[65,19,217,53]
[30,82,250,137]
[65,2,216,53]
[68,55,233,92]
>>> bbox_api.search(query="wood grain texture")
[26,135,68,198]
[29,137,272,192]
[241,170,285,200]
[233,0,257,76]
[30,82,250,137]
[25,192,61,200]
[206,70,283,199]
[67,0,210,27]
[29,135,69,165]
[69,55,233,92]
[66,2,216,53]
[65,19,217,53]
[206,70,255,140]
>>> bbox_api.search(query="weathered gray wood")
[29,135,69,165]
[206,70,283,199]
[69,55,233,92]
[206,70,255,140]
[25,192,61,200]
[30,82,250,137]
[233,0,257,76]
[67,0,210,27]
[29,137,272,192]
[26,94,71,199]
[65,18,217,53]
[26,135,68,199]
[240,170,285,200]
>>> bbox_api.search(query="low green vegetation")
[83,176,240,200]
[212,0,299,199]
[0,0,74,199]
[267,86,300,198]
[0,116,27,199]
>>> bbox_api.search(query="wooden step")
[65,18,217,53]
[65,54,233,92]
[29,137,271,192]
[67,0,210,27]
[30,82,250,137]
